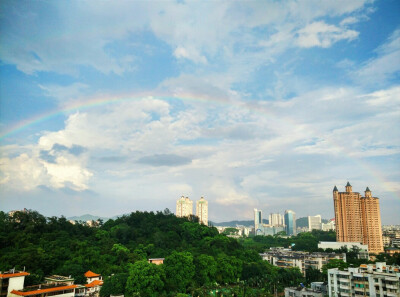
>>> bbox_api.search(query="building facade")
[285,210,297,236]
[269,213,284,227]
[176,196,193,218]
[254,208,263,231]
[285,287,324,297]
[328,262,400,297]
[318,241,369,259]
[322,219,335,231]
[333,183,384,254]
[260,248,346,276]
[196,197,208,225]
[0,270,29,297]
[308,215,322,231]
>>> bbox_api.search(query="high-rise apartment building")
[269,213,284,226]
[176,196,193,218]
[284,210,296,236]
[308,215,322,231]
[196,197,208,225]
[333,182,383,254]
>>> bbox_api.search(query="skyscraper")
[284,210,296,236]
[333,182,383,254]
[254,208,262,230]
[269,213,284,226]
[308,215,322,231]
[176,196,193,218]
[196,196,208,225]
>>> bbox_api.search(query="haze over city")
[0,0,399,224]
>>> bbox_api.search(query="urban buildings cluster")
[254,209,297,236]
[175,196,208,225]
[260,247,346,276]
[0,269,103,297]
[333,182,384,254]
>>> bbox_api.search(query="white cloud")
[39,83,89,103]
[295,21,359,48]
[355,29,400,84]
[174,46,207,64]
[0,149,92,192]
[0,1,370,75]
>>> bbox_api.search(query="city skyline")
[0,1,399,224]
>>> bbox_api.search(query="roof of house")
[0,272,30,279]
[84,271,100,278]
[85,280,103,288]
[11,285,77,296]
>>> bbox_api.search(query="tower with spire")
[333,182,383,254]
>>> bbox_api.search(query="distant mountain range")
[67,214,329,228]
[211,219,269,227]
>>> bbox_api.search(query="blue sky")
[0,0,399,223]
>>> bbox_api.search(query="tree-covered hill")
[0,210,304,296]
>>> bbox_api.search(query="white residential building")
[196,197,208,225]
[308,215,322,231]
[318,241,369,259]
[322,219,335,231]
[328,262,400,297]
[285,287,324,297]
[176,196,193,218]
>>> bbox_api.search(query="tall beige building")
[333,182,383,254]
[176,196,193,218]
[196,197,208,225]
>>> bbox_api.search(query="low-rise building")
[321,219,335,232]
[285,287,324,297]
[260,249,346,276]
[9,284,77,297]
[328,262,400,297]
[148,258,164,265]
[84,271,102,297]
[0,270,30,297]
[318,241,369,259]
[44,276,74,286]
[385,247,400,256]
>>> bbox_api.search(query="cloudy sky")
[0,0,399,224]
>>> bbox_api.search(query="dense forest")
[0,210,304,296]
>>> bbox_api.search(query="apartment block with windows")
[333,183,384,254]
[328,262,400,297]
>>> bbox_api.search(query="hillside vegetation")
[0,210,304,296]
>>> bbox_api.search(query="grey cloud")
[39,150,57,164]
[52,143,87,156]
[137,154,192,167]
[98,156,129,163]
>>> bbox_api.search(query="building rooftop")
[11,284,77,296]
[84,271,100,278]
[0,270,30,279]
[85,280,103,288]
[45,275,74,282]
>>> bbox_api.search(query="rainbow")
[0,92,397,197]
[0,91,278,141]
